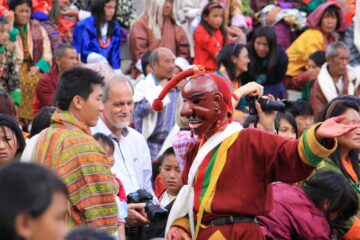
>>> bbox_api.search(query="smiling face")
[234,47,250,73]
[180,76,221,138]
[77,84,104,127]
[102,81,133,131]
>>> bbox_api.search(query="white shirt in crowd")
[91,118,156,198]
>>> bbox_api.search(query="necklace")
[98,37,110,48]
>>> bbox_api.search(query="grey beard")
[113,122,130,129]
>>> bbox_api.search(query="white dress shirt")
[91,119,155,198]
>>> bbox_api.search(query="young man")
[151,66,359,239]
[33,67,118,233]
[158,147,183,207]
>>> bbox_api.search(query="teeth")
[189,122,203,128]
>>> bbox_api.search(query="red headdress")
[152,65,234,122]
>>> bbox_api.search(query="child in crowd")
[93,133,126,240]
[274,112,298,140]
[193,2,229,71]
[158,147,183,207]
[288,99,315,136]
[0,18,21,106]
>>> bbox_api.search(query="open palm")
[316,115,360,138]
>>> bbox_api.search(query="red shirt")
[193,24,225,71]
[33,66,59,115]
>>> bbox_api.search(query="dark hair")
[217,43,247,81]
[200,3,227,47]
[54,43,76,59]
[245,26,288,85]
[8,0,32,11]
[93,132,114,154]
[141,51,152,76]
[320,100,360,182]
[304,171,358,221]
[159,147,175,165]
[242,115,259,128]
[66,227,114,240]
[0,163,68,240]
[275,112,298,138]
[0,90,17,118]
[0,113,25,161]
[55,67,104,110]
[317,95,360,122]
[321,5,341,30]
[30,107,56,138]
[288,99,314,117]
[309,51,326,67]
[91,0,117,39]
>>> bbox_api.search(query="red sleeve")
[35,73,56,108]
[114,177,127,201]
[194,26,222,58]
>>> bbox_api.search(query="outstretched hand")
[167,226,191,240]
[315,115,360,139]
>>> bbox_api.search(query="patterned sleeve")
[59,140,119,233]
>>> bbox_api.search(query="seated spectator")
[0,113,25,166]
[10,0,53,123]
[66,227,114,240]
[133,51,153,87]
[0,18,21,106]
[93,133,126,240]
[193,3,230,71]
[310,41,360,120]
[133,47,178,161]
[284,50,326,93]
[33,43,78,114]
[158,147,183,207]
[258,171,359,240]
[309,99,360,239]
[241,26,288,99]
[303,51,327,100]
[286,2,346,86]
[49,0,79,42]
[173,0,208,57]
[0,162,68,240]
[274,112,298,139]
[288,99,314,136]
[128,0,190,78]
[72,0,121,70]
[217,43,249,89]
[31,1,65,58]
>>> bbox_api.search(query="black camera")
[248,96,291,115]
[127,189,168,221]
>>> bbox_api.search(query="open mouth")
[188,115,204,129]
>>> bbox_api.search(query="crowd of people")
[0,0,359,240]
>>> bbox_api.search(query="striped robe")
[33,110,118,233]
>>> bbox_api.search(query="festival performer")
[150,65,360,240]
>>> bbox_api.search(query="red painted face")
[180,75,223,138]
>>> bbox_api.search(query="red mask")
[181,74,233,138]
